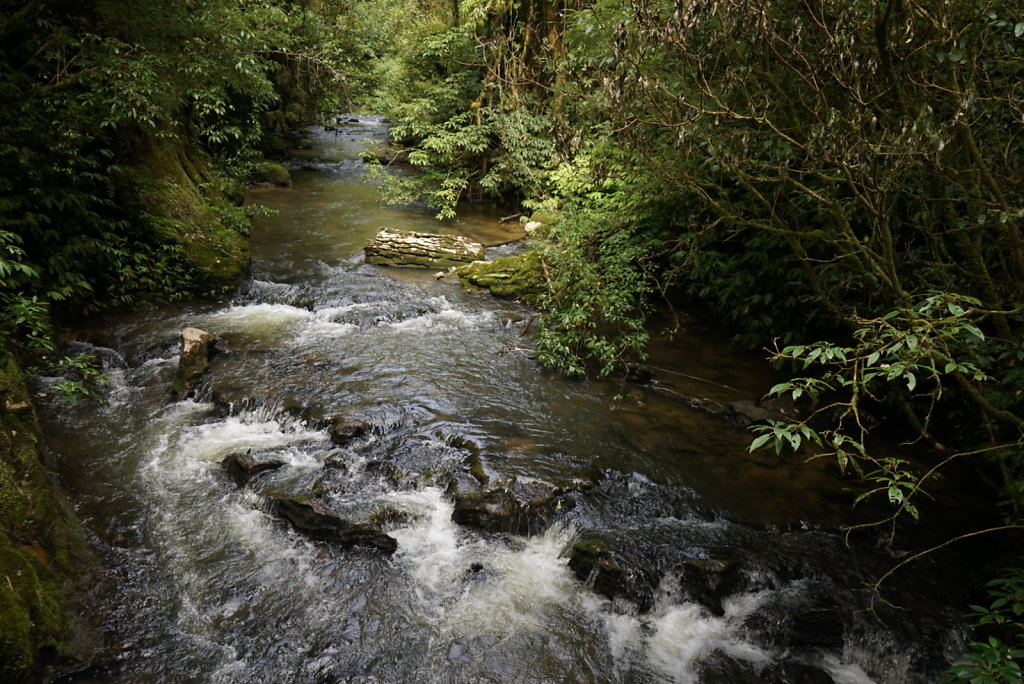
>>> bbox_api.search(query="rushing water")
[41,119,969,683]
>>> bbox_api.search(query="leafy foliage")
[40,353,110,406]
[359,4,1024,676]
[0,0,351,358]
[946,567,1024,683]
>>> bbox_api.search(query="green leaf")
[906,372,917,391]
[867,351,880,366]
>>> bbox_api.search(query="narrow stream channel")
[42,119,968,683]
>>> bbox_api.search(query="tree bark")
[365,228,485,268]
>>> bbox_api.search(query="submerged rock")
[266,493,397,554]
[220,451,286,487]
[171,327,216,400]
[326,417,369,446]
[365,229,485,268]
[210,387,263,417]
[728,396,804,428]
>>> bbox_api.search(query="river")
[41,118,968,683]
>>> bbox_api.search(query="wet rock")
[364,459,403,484]
[326,417,368,445]
[766,662,836,684]
[698,652,836,684]
[728,400,775,425]
[463,561,498,583]
[220,451,286,487]
[367,507,412,529]
[171,327,216,400]
[266,493,397,554]
[787,605,846,649]
[210,387,263,416]
[696,652,772,684]
[728,398,803,428]
[647,384,731,419]
[447,474,561,535]
[365,229,485,268]
[565,538,656,612]
[448,475,519,532]
[323,453,347,470]
[742,585,846,653]
[434,266,458,281]
[676,557,744,616]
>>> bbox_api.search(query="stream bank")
[0,352,98,681]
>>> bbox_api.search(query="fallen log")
[365,228,484,268]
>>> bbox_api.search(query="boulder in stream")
[326,416,369,445]
[172,327,216,400]
[266,492,398,554]
[742,583,847,653]
[252,161,291,187]
[566,537,657,612]
[455,251,545,302]
[220,451,286,487]
[698,652,837,684]
[447,473,563,536]
[365,228,484,268]
[676,557,746,616]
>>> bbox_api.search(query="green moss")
[455,251,545,302]
[0,353,96,680]
[133,140,250,294]
[465,453,490,486]
[529,208,561,226]
[253,161,291,187]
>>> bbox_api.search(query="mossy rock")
[529,207,561,226]
[455,251,545,303]
[133,139,250,294]
[252,161,291,187]
[0,352,98,680]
